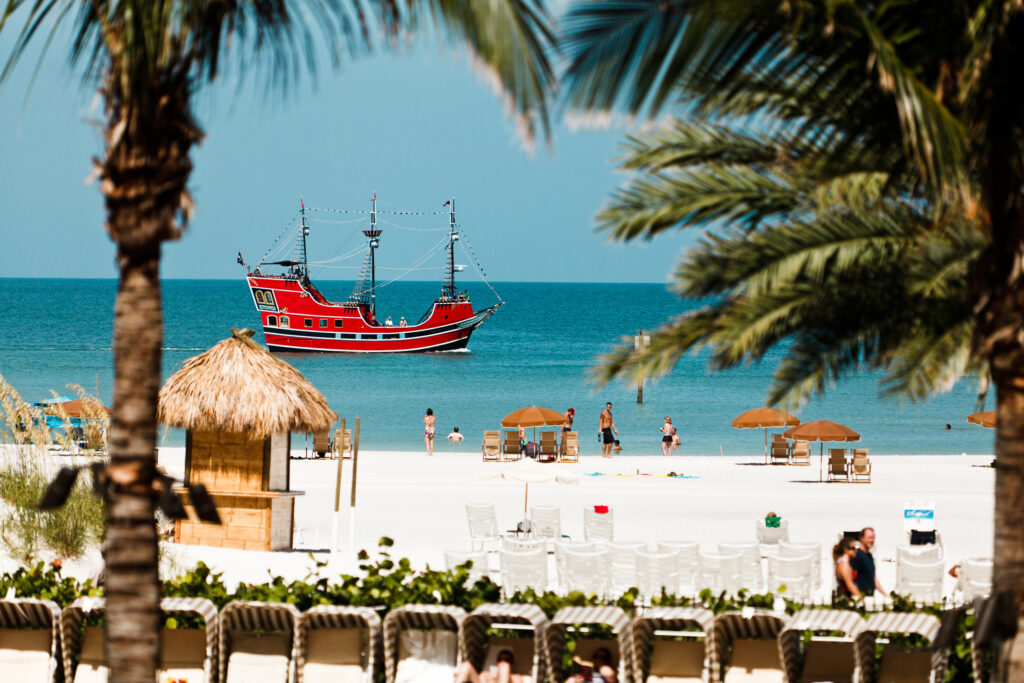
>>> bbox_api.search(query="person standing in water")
[599,402,617,458]
[660,416,674,456]
[423,408,436,456]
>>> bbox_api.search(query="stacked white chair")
[501,536,547,553]
[779,541,822,591]
[465,503,500,551]
[583,506,615,541]
[659,541,701,594]
[528,504,561,543]
[554,540,596,593]
[718,542,763,591]
[959,557,993,601]
[607,541,646,594]
[767,553,814,601]
[444,549,490,583]
[563,547,611,597]
[499,547,549,597]
[896,558,945,603]
[635,550,680,602]
[698,551,743,595]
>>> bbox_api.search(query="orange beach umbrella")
[732,407,800,464]
[783,420,860,481]
[967,411,996,429]
[42,399,110,419]
[501,406,566,428]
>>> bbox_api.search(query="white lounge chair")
[383,604,465,683]
[607,541,646,594]
[718,542,763,591]
[444,549,490,583]
[959,557,993,601]
[502,536,547,552]
[0,597,61,683]
[698,551,743,595]
[528,504,562,543]
[500,548,549,596]
[563,547,611,597]
[629,606,716,683]
[544,606,631,683]
[766,554,814,601]
[466,503,500,551]
[779,608,865,683]
[219,601,299,683]
[658,541,701,595]
[554,540,596,593]
[297,605,381,683]
[714,611,788,683]
[896,558,945,604]
[459,604,548,683]
[898,544,943,566]
[583,506,615,542]
[756,518,789,546]
[855,612,947,683]
[636,550,681,603]
[779,541,822,590]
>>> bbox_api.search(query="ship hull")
[246,275,496,353]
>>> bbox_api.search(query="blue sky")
[0,24,694,284]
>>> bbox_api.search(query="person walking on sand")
[850,527,887,597]
[563,407,575,433]
[833,538,861,598]
[599,402,618,458]
[423,408,436,456]
[660,416,674,456]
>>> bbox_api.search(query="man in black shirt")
[850,527,887,597]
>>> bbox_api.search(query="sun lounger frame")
[779,608,864,683]
[854,611,946,683]
[218,600,300,683]
[544,605,631,683]
[460,603,548,682]
[296,604,382,683]
[383,604,466,683]
[0,596,62,683]
[629,606,715,683]
[713,610,788,682]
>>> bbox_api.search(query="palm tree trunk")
[104,242,162,681]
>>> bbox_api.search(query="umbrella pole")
[819,442,824,482]
[524,483,529,519]
[764,428,768,465]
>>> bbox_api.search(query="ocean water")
[0,278,996,455]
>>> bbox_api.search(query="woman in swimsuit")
[423,408,436,456]
[660,417,674,456]
[833,538,861,598]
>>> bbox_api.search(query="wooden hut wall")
[185,429,267,493]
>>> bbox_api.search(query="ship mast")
[442,198,459,300]
[298,198,310,279]
[363,193,382,316]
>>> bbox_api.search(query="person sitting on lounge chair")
[455,649,526,683]
[566,647,617,683]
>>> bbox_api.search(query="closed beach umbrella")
[732,407,800,464]
[967,411,996,428]
[477,460,579,518]
[784,420,860,482]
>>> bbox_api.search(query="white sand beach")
[150,448,993,597]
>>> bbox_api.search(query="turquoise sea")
[0,278,996,455]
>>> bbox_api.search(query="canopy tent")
[783,420,860,482]
[967,411,996,429]
[732,408,800,463]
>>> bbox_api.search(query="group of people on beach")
[833,526,887,599]
[455,646,617,683]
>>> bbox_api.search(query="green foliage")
[0,561,99,607]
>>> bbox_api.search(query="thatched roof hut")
[159,328,337,438]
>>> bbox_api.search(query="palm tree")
[1,1,555,679]
[561,0,1024,676]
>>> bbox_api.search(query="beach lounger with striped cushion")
[714,611,788,683]
[482,430,502,462]
[460,604,548,683]
[850,449,871,482]
[630,607,716,683]
[219,601,299,683]
[855,612,947,683]
[383,604,465,683]
[827,450,849,482]
[779,608,865,683]
[544,606,631,683]
[159,597,219,683]
[769,438,790,465]
[561,431,580,462]
[296,605,381,683]
[0,597,62,683]
[502,431,523,462]
[791,440,811,466]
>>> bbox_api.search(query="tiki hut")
[159,328,337,551]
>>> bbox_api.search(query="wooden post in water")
[331,418,345,554]
[634,330,650,403]
[346,418,361,557]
